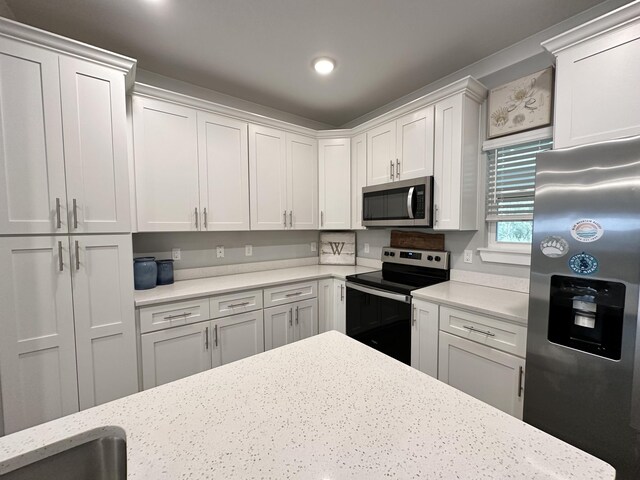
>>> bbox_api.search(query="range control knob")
[384,252,390,256]
[427,255,434,261]
[390,252,395,257]
[434,256,441,262]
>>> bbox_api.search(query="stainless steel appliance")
[525,135,640,479]
[362,176,433,227]
[346,247,449,364]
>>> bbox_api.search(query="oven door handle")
[346,282,411,304]
[406,186,415,219]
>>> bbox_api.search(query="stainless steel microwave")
[362,176,433,227]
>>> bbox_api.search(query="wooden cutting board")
[390,230,445,251]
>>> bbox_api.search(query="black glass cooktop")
[346,263,449,295]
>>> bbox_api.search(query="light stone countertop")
[134,264,377,307]
[0,332,613,479]
[412,280,529,324]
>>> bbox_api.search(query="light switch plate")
[311,242,317,252]
[216,246,224,258]
[464,250,473,263]
[364,243,370,254]
[245,245,252,256]
[172,248,181,261]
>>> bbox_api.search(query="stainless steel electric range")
[345,247,450,365]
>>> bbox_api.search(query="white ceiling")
[5,0,612,127]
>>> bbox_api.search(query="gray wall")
[133,231,319,270]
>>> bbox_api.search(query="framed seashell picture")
[487,67,554,139]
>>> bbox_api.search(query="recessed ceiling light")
[313,58,335,75]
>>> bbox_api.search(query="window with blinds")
[486,138,553,221]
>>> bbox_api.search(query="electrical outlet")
[172,248,181,261]
[464,250,473,264]
[216,246,224,258]
[364,243,370,254]
[245,244,253,256]
[311,242,317,252]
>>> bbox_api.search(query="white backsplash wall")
[133,231,319,270]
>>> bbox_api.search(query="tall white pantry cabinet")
[0,19,138,434]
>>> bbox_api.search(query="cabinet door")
[71,235,138,409]
[366,121,396,186]
[249,124,287,230]
[264,304,295,350]
[141,322,212,390]
[396,106,434,180]
[318,138,351,229]
[0,39,67,234]
[0,237,78,433]
[411,300,439,377]
[133,96,199,231]
[197,112,249,231]
[286,133,318,230]
[350,133,367,230]
[433,95,463,230]
[211,311,264,368]
[295,298,318,342]
[60,57,130,233]
[333,280,346,334]
[318,279,334,333]
[438,331,525,419]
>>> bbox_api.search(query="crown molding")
[542,0,640,54]
[0,17,136,89]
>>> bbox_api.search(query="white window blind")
[486,138,553,221]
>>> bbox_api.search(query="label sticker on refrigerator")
[568,252,599,275]
[540,236,569,258]
[570,219,604,243]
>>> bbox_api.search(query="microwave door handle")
[406,186,415,219]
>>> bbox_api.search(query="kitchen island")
[0,332,614,479]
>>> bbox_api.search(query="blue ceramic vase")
[134,257,157,290]
[156,259,174,285]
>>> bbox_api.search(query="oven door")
[362,176,432,227]
[346,282,411,365]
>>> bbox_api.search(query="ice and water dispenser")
[548,275,625,360]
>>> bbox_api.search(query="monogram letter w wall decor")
[320,232,356,265]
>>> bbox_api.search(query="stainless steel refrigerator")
[525,135,640,479]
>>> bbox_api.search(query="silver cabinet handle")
[203,207,207,230]
[289,210,293,228]
[518,366,524,398]
[227,302,250,308]
[285,291,302,297]
[214,324,218,347]
[390,160,394,180]
[412,305,417,326]
[205,326,209,350]
[55,197,62,229]
[434,204,439,225]
[283,210,287,228]
[164,312,191,320]
[295,305,299,325]
[74,240,80,270]
[57,241,63,271]
[195,207,199,229]
[320,210,324,227]
[463,325,495,337]
[289,308,293,327]
[340,284,344,301]
[72,198,78,229]
[396,158,400,178]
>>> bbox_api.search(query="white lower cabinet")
[410,299,439,378]
[438,331,525,419]
[141,310,265,390]
[0,235,138,434]
[264,298,318,350]
[318,279,346,334]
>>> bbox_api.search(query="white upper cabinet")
[367,121,396,186]
[319,138,351,230]
[543,3,640,148]
[197,112,249,231]
[71,235,138,410]
[396,107,434,179]
[286,133,318,230]
[433,92,481,231]
[60,57,130,233]
[0,237,79,433]
[350,133,367,230]
[133,97,200,231]
[249,124,288,230]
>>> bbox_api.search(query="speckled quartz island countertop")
[412,280,529,324]
[0,332,613,479]
[134,264,377,307]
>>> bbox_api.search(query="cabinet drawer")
[439,306,527,357]
[139,298,210,334]
[263,281,317,308]
[210,289,263,319]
